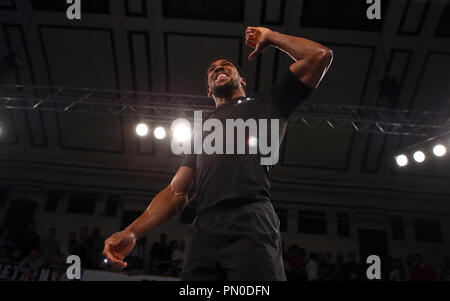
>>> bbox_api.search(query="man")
[305,252,320,281]
[87,226,104,268]
[18,220,40,257]
[150,233,170,262]
[104,26,333,280]
[40,227,61,266]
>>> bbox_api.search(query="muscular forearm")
[125,186,187,239]
[266,30,331,62]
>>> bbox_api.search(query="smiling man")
[104,26,333,281]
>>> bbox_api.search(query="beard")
[211,77,241,98]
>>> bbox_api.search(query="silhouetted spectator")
[342,250,361,280]
[18,249,43,280]
[411,254,436,281]
[305,252,320,281]
[320,252,336,281]
[87,226,104,268]
[389,258,406,281]
[40,227,61,265]
[18,220,40,256]
[172,241,185,262]
[171,241,185,276]
[332,252,345,280]
[71,227,91,268]
[150,233,171,273]
[0,227,15,249]
[63,231,78,259]
[438,257,450,281]
[151,233,170,260]
[406,254,416,281]
[298,248,308,281]
[284,244,302,281]
[0,247,9,262]
[169,240,178,259]
[49,252,64,267]
[148,258,161,275]
[129,238,145,261]
[9,248,23,263]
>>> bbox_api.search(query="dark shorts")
[181,200,286,281]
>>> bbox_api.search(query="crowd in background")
[282,243,450,281]
[0,221,185,279]
[1,221,449,281]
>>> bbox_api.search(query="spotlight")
[433,144,446,157]
[395,154,408,167]
[413,151,425,163]
[136,123,149,137]
[172,120,191,143]
[154,127,166,140]
[248,136,258,148]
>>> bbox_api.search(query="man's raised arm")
[103,166,195,268]
[246,26,333,89]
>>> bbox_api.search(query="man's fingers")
[103,243,126,268]
[105,251,126,268]
[248,43,266,61]
[248,49,259,61]
[103,242,112,256]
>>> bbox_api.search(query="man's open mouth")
[216,73,229,80]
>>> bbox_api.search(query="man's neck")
[214,90,246,108]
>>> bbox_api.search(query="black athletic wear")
[181,67,313,213]
[180,67,313,281]
[181,200,285,281]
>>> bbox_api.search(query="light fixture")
[395,154,408,167]
[413,151,425,163]
[172,120,191,143]
[136,123,149,137]
[433,144,446,157]
[248,136,258,148]
[154,127,166,140]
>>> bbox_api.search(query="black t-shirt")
[181,67,313,213]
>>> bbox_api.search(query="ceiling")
[0,0,450,201]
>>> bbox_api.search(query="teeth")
[217,74,228,80]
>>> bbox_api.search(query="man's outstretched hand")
[245,26,273,61]
[103,230,136,268]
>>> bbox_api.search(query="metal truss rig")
[0,85,449,137]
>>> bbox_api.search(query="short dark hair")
[205,56,245,90]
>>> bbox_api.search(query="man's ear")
[207,88,212,97]
[241,78,247,88]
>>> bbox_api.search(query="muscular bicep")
[170,166,195,197]
[290,49,333,89]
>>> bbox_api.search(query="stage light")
[433,144,446,157]
[136,123,149,137]
[173,121,191,143]
[395,154,408,167]
[249,136,258,148]
[154,127,166,140]
[413,151,425,163]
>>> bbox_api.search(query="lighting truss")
[0,85,449,137]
